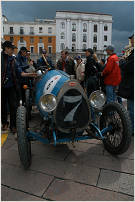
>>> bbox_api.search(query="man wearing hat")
[37,49,53,69]
[101,45,121,103]
[16,46,37,105]
[118,34,134,135]
[1,41,37,133]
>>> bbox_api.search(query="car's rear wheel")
[100,102,131,155]
[16,106,31,169]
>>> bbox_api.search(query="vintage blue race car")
[16,67,132,169]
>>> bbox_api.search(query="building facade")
[3,11,112,59]
[56,11,112,54]
[3,18,56,55]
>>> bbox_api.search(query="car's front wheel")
[16,106,31,169]
[100,102,131,155]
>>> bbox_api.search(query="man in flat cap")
[101,45,121,103]
[37,49,53,69]
[1,41,37,134]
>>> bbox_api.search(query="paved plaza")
[1,109,134,201]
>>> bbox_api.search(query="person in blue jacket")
[37,49,54,69]
[16,46,36,104]
[1,41,37,133]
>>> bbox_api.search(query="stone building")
[3,18,56,55]
[55,11,112,59]
[2,10,113,60]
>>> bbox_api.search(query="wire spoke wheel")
[100,102,131,155]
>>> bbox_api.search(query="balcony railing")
[9,32,14,35]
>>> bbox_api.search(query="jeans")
[106,85,117,103]
[127,99,134,133]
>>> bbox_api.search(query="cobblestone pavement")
[1,109,134,201]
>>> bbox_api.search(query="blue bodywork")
[27,69,112,145]
[35,70,69,117]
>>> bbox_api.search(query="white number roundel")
[43,75,61,94]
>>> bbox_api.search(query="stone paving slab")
[1,186,45,201]
[67,141,104,154]
[8,141,71,161]
[2,149,21,167]
[44,179,134,201]
[31,155,100,186]
[66,150,134,174]
[2,162,54,197]
[97,169,134,196]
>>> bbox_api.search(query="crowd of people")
[1,33,134,136]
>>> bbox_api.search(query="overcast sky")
[1,1,134,53]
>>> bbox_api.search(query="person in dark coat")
[84,48,98,98]
[1,41,37,133]
[118,34,134,134]
[16,47,36,104]
[56,50,75,76]
[37,49,54,69]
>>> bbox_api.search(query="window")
[48,46,52,54]
[30,47,34,53]
[93,45,97,52]
[48,37,52,43]
[30,27,34,34]
[39,47,43,54]
[93,35,97,43]
[83,34,87,42]
[72,23,76,31]
[20,27,24,35]
[48,27,52,33]
[72,33,76,42]
[94,24,97,32]
[39,27,43,33]
[83,23,87,32]
[10,27,13,34]
[104,25,108,31]
[104,35,107,41]
[30,37,34,43]
[60,43,65,50]
[82,44,87,51]
[61,22,65,29]
[10,37,14,42]
[104,45,107,49]
[39,37,43,43]
[20,37,24,43]
[61,32,65,39]
[3,26,4,33]
[72,44,76,51]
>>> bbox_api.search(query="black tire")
[16,106,31,169]
[100,102,131,155]
[25,89,32,120]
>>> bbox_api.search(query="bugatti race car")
[16,67,132,169]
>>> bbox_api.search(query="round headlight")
[89,90,106,109]
[39,94,57,112]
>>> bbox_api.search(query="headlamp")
[39,94,57,112]
[89,90,106,110]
